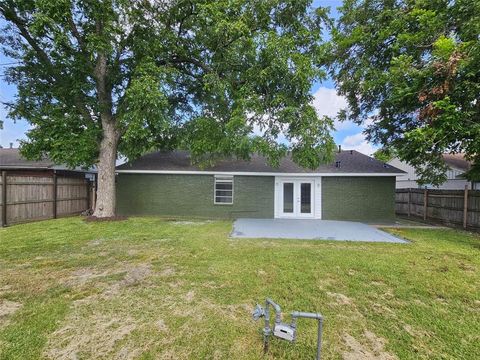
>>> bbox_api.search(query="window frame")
[214,175,234,205]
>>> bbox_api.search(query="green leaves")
[118,59,171,160]
[329,0,480,184]
[432,36,456,61]
[1,0,333,173]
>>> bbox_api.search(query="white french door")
[277,178,315,218]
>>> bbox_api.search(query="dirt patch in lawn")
[66,268,111,286]
[120,264,152,287]
[201,281,227,289]
[99,263,152,299]
[84,215,128,222]
[342,331,397,360]
[159,267,176,276]
[45,313,140,360]
[68,263,151,286]
[169,220,213,226]
[402,323,432,339]
[156,319,168,332]
[49,264,160,358]
[88,239,103,246]
[371,303,395,316]
[94,263,152,299]
[327,292,353,306]
[184,290,195,303]
[69,263,153,304]
[0,299,22,319]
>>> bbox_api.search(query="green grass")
[0,217,479,359]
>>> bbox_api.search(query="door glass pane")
[283,183,294,213]
[300,183,311,213]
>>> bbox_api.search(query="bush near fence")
[395,188,480,231]
[0,170,94,226]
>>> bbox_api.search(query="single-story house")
[116,149,405,222]
[388,154,479,190]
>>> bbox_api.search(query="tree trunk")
[92,44,118,218]
[93,121,118,218]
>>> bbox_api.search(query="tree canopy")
[329,0,480,185]
[0,0,334,217]
[1,0,334,167]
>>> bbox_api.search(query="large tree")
[0,0,334,217]
[329,0,480,186]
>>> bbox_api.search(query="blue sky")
[0,0,376,155]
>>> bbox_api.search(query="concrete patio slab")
[231,218,407,243]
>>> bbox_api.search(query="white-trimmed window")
[214,176,234,204]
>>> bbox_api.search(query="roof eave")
[115,169,404,176]
[0,165,52,170]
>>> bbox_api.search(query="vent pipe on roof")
[338,145,341,153]
[350,150,353,155]
[335,161,341,168]
[10,143,13,149]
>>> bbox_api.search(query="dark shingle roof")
[116,150,405,174]
[0,148,96,173]
[0,148,55,169]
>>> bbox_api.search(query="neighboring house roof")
[442,153,471,173]
[0,148,95,172]
[0,148,55,169]
[116,150,405,175]
[389,153,472,182]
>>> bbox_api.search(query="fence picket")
[396,188,479,230]
[0,171,92,226]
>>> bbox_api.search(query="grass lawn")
[0,217,479,359]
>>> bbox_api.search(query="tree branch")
[1,6,54,69]
[1,5,95,123]
[176,1,195,38]
[66,9,89,58]
[94,18,116,132]
[170,55,212,73]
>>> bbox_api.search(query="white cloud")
[311,87,356,131]
[250,123,288,145]
[340,132,377,156]
[342,133,364,146]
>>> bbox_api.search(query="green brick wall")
[117,173,395,221]
[322,176,396,222]
[116,174,274,218]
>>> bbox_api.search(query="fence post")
[463,184,468,229]
[1,170,7,227]
[86,180,90,211]
[53,171,57,219]
[407,189,411,217]
[92,174,97,211]
[423,188,428,221]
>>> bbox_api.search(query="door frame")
[274,177,322,219]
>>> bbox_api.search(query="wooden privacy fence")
[395,188,480,230]
[0,170,94,226]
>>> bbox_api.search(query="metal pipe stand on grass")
[252,298,324,360]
